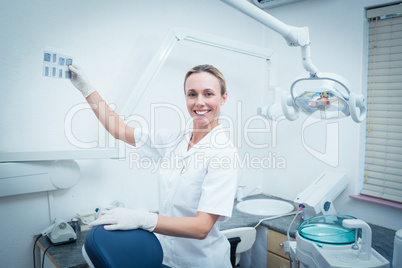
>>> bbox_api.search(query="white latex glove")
[68,64,96,98]
[89,207,158,232]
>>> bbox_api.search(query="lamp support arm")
[221,0,291,40]
[220,0,319,75]
[301,44,319,76]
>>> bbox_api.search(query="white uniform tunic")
[134,124,238,268]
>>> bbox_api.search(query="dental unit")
[220,0,366,123]
[233,171,390,267]
[284,171,389,268]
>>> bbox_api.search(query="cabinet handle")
[279,243,284,248]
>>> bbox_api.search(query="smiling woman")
[68,63,239,268]
[184,65,228,149]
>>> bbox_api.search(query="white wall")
[0,0,271,267]
[1,0,401,267]
[259,0,402,231]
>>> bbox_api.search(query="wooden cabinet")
[267,229,294,268]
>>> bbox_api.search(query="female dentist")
[68,64,238,268]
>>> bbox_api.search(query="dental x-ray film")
[42,47,73,79]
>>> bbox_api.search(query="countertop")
[35,194,395,267]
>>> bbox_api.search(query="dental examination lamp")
[220,0,366,123]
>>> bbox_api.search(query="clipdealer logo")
[64,101,339,167]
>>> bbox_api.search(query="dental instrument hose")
[253,211,298,229]
[251,205,305,268]
[287,204,304,241]
[285,204,305,268]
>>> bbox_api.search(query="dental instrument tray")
[298,215,356,245]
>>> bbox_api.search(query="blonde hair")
[184,64,226,95]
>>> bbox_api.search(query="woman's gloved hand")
[68,64,96,98]
[89,207,158,232]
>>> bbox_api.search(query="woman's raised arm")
[68,64,135,146]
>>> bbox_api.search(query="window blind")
[363,13,402,203]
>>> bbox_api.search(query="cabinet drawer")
[267,230,294,258]
[267,251,291,268]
